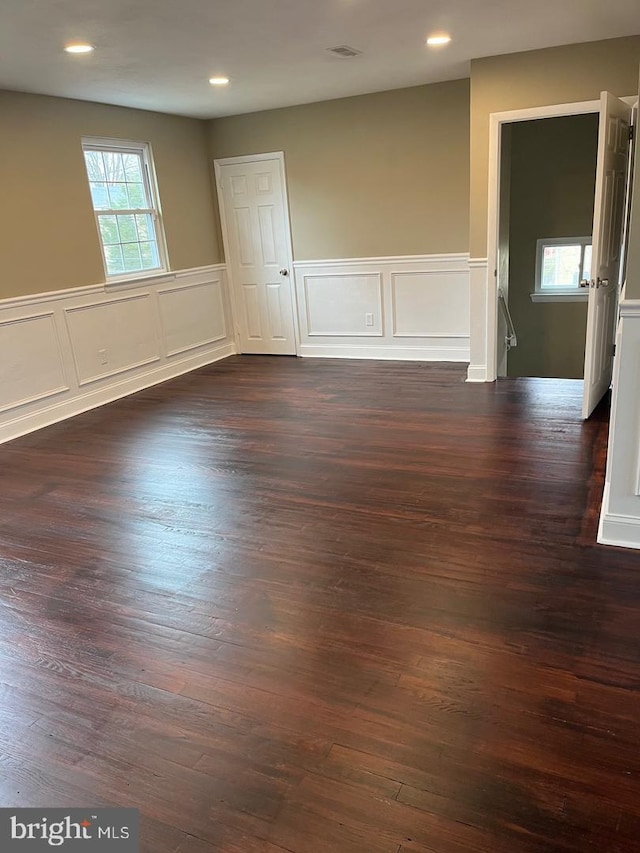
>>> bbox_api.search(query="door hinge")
[612,343,617,358]
[629,125,635,142]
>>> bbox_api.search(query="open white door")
[582,92,632,418]
[215,153,297,355]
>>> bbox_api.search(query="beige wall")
[507,114,598,379]
[470,36,640,258]
[0,90,221,298]
[209,79,470,260]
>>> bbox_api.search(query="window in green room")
[531,236,591,302]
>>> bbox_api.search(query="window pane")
[122,242,143,271]
[82,141,165,277]
[102,152,125,182]
[127,183,147,208]
[542,244,582,288]
[108,183,129,209]
[135,213,154,240]
[139,241,160,268]
[123,153,143,182]
[117,214,137,243]
[84,150,105,181]
[98,215,119,245]
[104,245,125,276]
[89,182,109,210]
[583,244,593,281]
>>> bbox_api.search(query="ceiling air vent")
[327,45,363,58]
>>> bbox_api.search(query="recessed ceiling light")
[64,43,94,54]
[209,76,230,86]
[426,34,451,46]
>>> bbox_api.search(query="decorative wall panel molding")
[158,279,227,357]
[0,265,234,444]
[293,254,470,361]
[598,300,640,549]
[0,313,69,414]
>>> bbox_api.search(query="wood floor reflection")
[1,356,637,853]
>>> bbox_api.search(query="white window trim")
[531,236,591,303]
[530,291,588,303]
[82,136,169,284]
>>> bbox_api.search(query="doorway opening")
[498,112,599,381]
[486,94,633,418]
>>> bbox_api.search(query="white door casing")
[479,97,634,386]
[582,92,632,419]
[496,124,513,378]
[215,153,297,355]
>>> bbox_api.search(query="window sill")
[530,291,589,303]
[104,269,176,291]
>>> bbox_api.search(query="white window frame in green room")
[531,236,591,303]
[81,137,169,283]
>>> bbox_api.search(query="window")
[532,237,591,302]
[82,138,167,280]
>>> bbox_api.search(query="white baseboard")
[0,264,234,444]
[0,342,235,445]
[597,483,640,549]
[293,253,470,363]
[466,364,488,382]
[298,343,469,361]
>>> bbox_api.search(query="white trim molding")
[530,292,588,303]
[0,264,235,444]
[479,98,620,385]
[598,483,640,549]
[598,299,640,549]
[466,258,490,382]
[619,299,640,318]
[293,253,470,362]
[293,252,469,269]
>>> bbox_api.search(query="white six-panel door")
[582,92,632,418]
[215,153,297,355]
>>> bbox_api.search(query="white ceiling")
[1,0,639,119]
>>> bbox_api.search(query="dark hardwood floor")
[1,356,639,853]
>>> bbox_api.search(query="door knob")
[596,277,610,288]
[579,279,589,288]
[279,268,289,277]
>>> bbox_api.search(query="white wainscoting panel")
[0,265,235,444]
[0,313,68,413]
[392,271,469,338]
[304,273,383,337]
[293,254,470,360]
[65,293,161,386]
[159,278,227,357]
[598,300,640,549]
